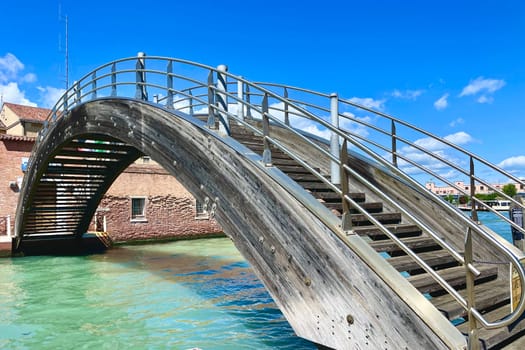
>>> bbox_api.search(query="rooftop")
[3,102,51,123]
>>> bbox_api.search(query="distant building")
[0,102,222,241]
[425,180,525,196]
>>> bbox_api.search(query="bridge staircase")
[228,121,525,349]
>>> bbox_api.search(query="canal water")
[0,238,315,349]
[0,211,514,349]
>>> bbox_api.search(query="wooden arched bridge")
[14,54,525,349]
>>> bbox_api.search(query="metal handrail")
[27,54,525,337]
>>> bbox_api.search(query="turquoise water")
[0,238,315,350]
[0,212,515,349]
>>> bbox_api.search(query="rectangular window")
[195,199,209,219]
[131,197,146,221]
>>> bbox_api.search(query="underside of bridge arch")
[14,98,455,349]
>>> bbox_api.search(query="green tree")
[502,183,517,197]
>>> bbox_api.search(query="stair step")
[456,304,525,349]
[430,279,509,321]
[407,265,498,294]
[351,212,402,226]
[326,201,383,214]
[387,249,458,273]
[369,236,440,253]
[353,224,423,239]
[313,191,365,202]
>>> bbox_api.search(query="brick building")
[0,102,222,242]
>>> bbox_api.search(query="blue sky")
[1,0,524,183]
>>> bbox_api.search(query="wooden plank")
[408,265,498,294]
[431,279,509,321]
[353,224,423,239]
[458,305,525,349]
[387,250,458,272]
[351,212,402,226]
[369,236,440,253]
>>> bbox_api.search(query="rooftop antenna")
[58,3,69,89]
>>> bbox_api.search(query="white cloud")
[434,93,449,110]
[449,117,464,127]
[0,53,24,83]
[37,86,66,108]
[391,89,424,100]
[476,95,493,104]
[444,131,473,145]
[498,156,525,169]
[347,97,386,111]
[0,82,36,106]
[459,77,505,101]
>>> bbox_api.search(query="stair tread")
[430,279,509,321]
[369,236,440,253]
[407,265,498,294]
[353,224,422,238]
[456,304,525,349]
[386,249,458,272]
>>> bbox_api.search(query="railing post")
[245,84,252,120]
[392,120,398,168]
[91,72,97,100]
[340,140,353,232]
[166,60,174,109]
[73,80,80,105]
[330,93,340,185]
[470,157,478,222]
[103,215,107,232]
[111,63,117,96]
[465,228,480,350]
[188,90,194,117]
[135,52,148,101]
[262,93,272,166]
[62,91,68,112]
[237,79,244,119]
[207,71,216,129]
[284,87,290,126]
[216,64,230,136]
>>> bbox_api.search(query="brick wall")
[95,194,222,242]
[0,138,222,241]
[0,137,33,235]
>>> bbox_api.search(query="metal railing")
[28,53,525,345]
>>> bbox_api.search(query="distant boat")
[483,199,511,211]
[457,200,510,212]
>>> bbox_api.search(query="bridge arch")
[14,98,455,348]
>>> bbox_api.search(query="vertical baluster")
[166,60,174,109]
[111,63,117,96]
[470,157,478,222]
[392,120,398,168]
[135,52,148,101]
[340,140,353,232]
[262,93,272,166]
[207,71,216,129]
[330,93,340,185]
[91,72,97,100]
[465,228,480,350]
[284,87,290,126]
[216,64,230,136]
[73,80,80,105]
[237,79,244,120]
[245,84,252,120]
[188,90,194,117]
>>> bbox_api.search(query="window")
[131,197,146,221]
[141,156,151,164]
[195,199,209,219]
